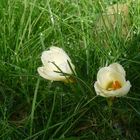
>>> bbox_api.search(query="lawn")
[0,0,140,139]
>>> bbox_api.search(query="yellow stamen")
[107,80,122,91]
[111,80,122,90]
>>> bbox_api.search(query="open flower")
[94,63,131,97]
[37,46,75,82]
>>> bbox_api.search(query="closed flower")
[94,63,131,97]
[37,46,75,82]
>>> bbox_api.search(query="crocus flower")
[94,63,131,97]
[37,46,75,82]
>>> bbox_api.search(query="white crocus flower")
[37,46,75,82]
[94,63,131,97]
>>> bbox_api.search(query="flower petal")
[94,81,131,97]
[50,46,71,63]
[38,46,75,82]
[41,51,53,66]
[109,63,126,76]
[37,66,69,81]
[37,66,54,81]
[97,67,126,89]
[41,46,71,66]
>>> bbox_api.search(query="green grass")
[0,0,140,139]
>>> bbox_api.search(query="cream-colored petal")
[94,81,103,96]
[37,67,54,81]
[58,62,75,74]
[109,63,126,76]
[38,46,75,82]
[50,46,71,62]
[94,81,131,97]
[41,51,75,74]
[41,51,53,66]
[45,62,59,72]
[97,67,126,89]
[41,47,71,67]
[45,61,75,75]
[37,66,68,81]
[45,71,68,81]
